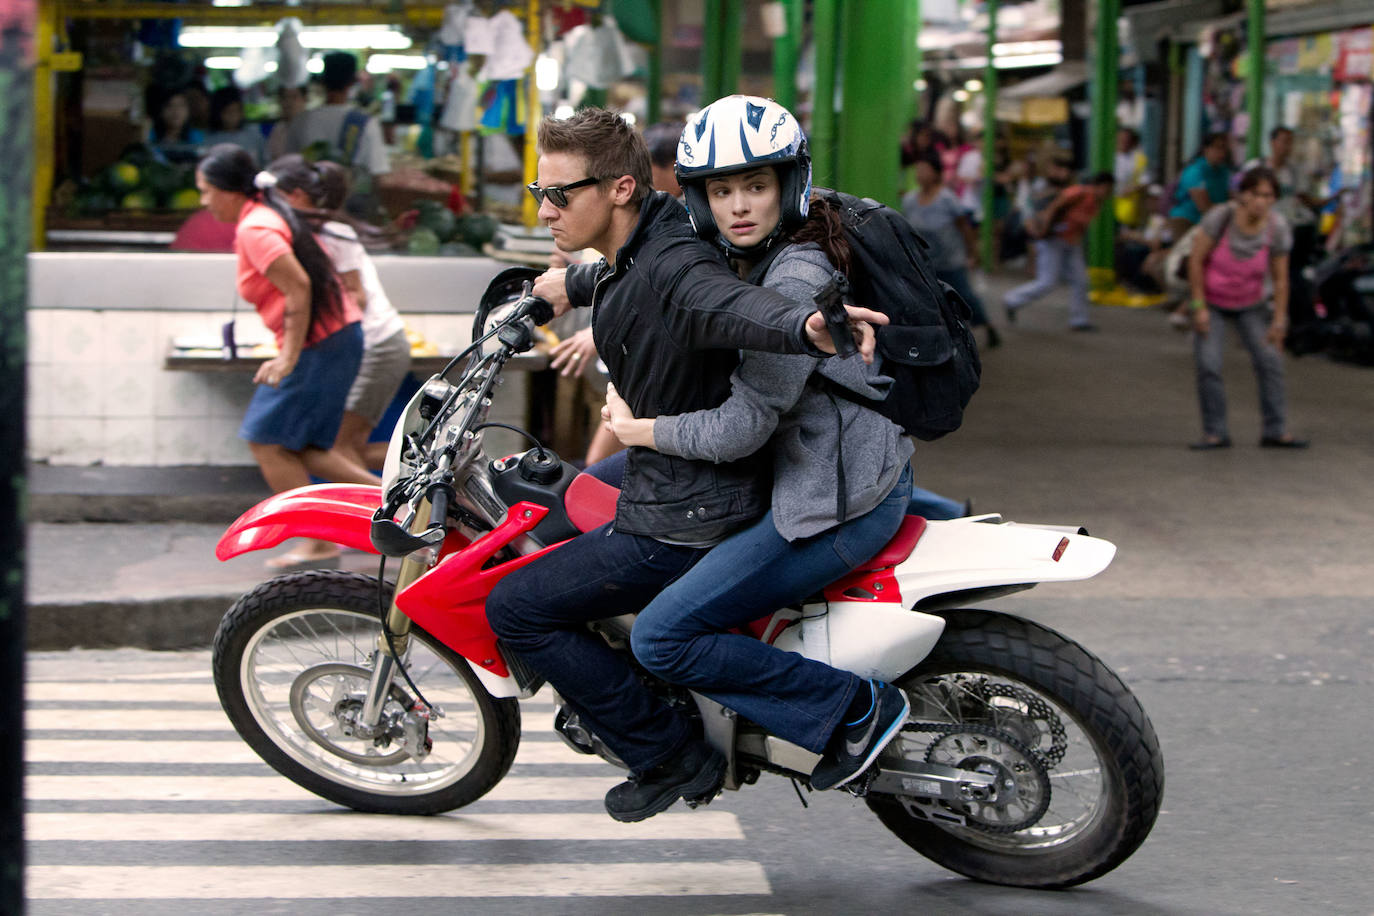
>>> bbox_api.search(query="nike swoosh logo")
[844,712,882,758]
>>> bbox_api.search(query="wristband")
[1189,299,1206,313]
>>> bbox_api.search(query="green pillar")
[0,4,35,912]
[908,0,923,121]
[810,0,840,188]
[1087,0,1120,276]
[701,0,743,105]
[720,0,743,97]
[837,0,914,206]
[772,0,802,112]
[1246,0,1265,160]
[980,0,998,268]
[646,0,662,123]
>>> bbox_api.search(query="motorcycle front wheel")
[868,609,1164,889]
[212,570,521,815]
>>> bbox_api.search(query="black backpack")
[816,189,982,441]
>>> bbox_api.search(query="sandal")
[1188,437,1232,451]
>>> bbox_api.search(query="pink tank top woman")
[1203,213,1272,311]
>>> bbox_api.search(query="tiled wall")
[25,252,531,466]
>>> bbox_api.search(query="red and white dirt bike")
[212,270,1163,889]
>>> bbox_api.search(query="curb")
[27,594,240,651]
[28,494,265,525]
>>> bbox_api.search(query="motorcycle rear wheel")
[212,570,521,815]
[868,609,1164,888]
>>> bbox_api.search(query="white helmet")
[674,95,812,256]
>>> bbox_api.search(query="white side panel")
[469,664,524,698]
[893,518,1117,605]
[773,602,946,684]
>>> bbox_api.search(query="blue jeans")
[935,265,990,328]
[908,485,964,520]
[1005,238,1092,328]
[1194,304,1287,440]
[629,466,912,754]
[485,523,705,773]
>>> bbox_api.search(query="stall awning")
[1000,61,1088,100]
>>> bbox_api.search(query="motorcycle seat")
[564,472,619,532]
[857,515,927,571]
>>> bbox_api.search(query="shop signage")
[1333,27,1374,83]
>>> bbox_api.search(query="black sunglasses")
[526,176,603,208]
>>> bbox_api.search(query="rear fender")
[893,517,1116,605]
[216,484,384,560]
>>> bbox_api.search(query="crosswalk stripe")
[27,775,619,801]
[25,739,605,766]
[26,681,558,711]
[27,862,772,899]
[27,707,561,735]
[26,811,744,842]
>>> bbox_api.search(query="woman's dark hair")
[267,154,383,245]
[1195,131,1231,163]
[790,194,852,276]
[146,85,189,142]
[209,85,243,132]
[198,144,344,333]
[1238,165,1279,196]
[912,150,944,180]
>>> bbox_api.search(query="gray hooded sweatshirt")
[653,242,914,541]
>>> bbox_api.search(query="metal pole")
[1246,0,1265,161]
[521,0,541,228]
[1,6,35,914]
[31,0,55,250]
[702,0,723,104]
[720,0,743,97]
[1087,0,1120,275]
[772,0,801,112]
[810,0,840,188]
[980,0,998,268]
[836,0,911,206]
[647,0,663,124]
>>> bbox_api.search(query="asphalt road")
[23,287,1374,913]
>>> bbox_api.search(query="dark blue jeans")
[630,466,912,754]
[485,522,705,773]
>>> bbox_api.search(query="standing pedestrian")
[1003,171,1115,331]
[1186,167,1307,450]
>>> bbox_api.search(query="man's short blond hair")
[537,108,653,207]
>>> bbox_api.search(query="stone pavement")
[24,270,1374,649]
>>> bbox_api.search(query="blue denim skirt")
[239,322,363,451]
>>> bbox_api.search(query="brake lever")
[815,270,858,358]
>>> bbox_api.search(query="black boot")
[604,740,726,823]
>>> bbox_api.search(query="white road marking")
[25,738,604,766]
[27,707,559,735]
[26,775,620,801]
[28,862,771,899]
[26,811,744,842]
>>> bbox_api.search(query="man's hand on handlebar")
[532,268,571,317]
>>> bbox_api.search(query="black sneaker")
[810,681,909,791]
[604,740,726,823]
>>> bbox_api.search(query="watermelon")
[454,213,499,248]
[417,205,457,243]
[407,227,441,256]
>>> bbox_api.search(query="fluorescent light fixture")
[992,40,1062,56]
[211,0,250,6]
[179,26,411,50]
[264,60,278,73]
[204,56,243,69]
[307,58,324,74]
[998,52,1062,69]
[553,104,576,120]
[965,78,984,92]
[366,54,428,73]
[952,89,970,102]
[535,55,560,92]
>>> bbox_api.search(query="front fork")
[359,498,434,728]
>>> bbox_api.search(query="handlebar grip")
[518,295,555,327]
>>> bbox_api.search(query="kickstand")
[790,777,810,808]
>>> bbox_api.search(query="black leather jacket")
[566,192,823,541]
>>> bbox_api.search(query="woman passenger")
[601,96,914,792]
[195,144,376,569]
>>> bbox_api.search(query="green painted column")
[1246,0,1265,161]
[836,0,914,206]
[647,0,662,123]
[702,0,723,104]
[810,0,840,188]
[720,0,743,97]
[772,0,802,112]
[908,0,923,122]
[1087,0,1120,275]
[981,0,998,268]
[0,4,34,911]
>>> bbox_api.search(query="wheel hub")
[921,724,1053,833]
[289,662,414,766]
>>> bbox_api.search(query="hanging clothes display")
[473,10,534,83]
[441,67,479,133]
[562,17,636,90]
[479,79,527,136]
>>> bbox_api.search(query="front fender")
[216,484,383,560]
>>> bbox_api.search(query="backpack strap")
[337,108,371,166]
